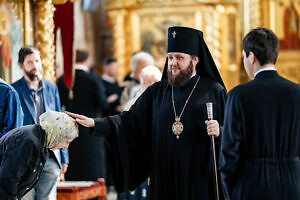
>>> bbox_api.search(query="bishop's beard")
[167,60,194,86]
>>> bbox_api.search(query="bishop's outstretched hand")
[65,111,95,127]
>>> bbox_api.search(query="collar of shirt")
[102,74,116,83]
[254,67,277,78]
[75,64,89,72]
[28,80,44,92]
[190,72,197,79]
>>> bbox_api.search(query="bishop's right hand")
[65,111,95,127]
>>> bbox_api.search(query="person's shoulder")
[143,80,168,96]
[42,79,59,92]
[1,125,38,145]
[226,81,254,100]
[79,71,101,83]
[151,79,167,90]
[11,77,25,89]
[42,79,55,86]
[0,80,18,95]
[200,77,226,92]
[278,75,300,90]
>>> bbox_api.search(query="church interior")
[0,0,299,199]
[0,0,299,87]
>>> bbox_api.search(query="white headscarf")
[39,111,78,149]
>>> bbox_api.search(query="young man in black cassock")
[219,27,300,200]
[67,26,227,200]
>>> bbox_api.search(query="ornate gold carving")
[276,50,300,83]
[23,0,33,45]
[250,0,261,28]
[203,5,221,68]
[106,0,239,7]
[242,0,261,36]
[33,0,56,82]
[52,0,78,5]
[108,10,128,82]
[201,3,240,89]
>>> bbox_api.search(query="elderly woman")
[0,111,78,200]
[122,65,162,111]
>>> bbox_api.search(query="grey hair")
[140,65,162,87]
[130,51,155,72]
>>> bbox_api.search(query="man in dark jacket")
[0,111,78,200]
[101,57,123,117]
[57,49,108,182]
[219,27,300,200]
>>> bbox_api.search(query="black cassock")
[93,75,226,200]
[57,70,108,181]
[220,71,300,200]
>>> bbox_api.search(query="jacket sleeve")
[0,88,23,137]
[53,85,69,164]
[0,137,35,199]
[219,90,243,199]
[60,148,69,164]
[93,85,154,193]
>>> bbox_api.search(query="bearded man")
[12,45,69,200]
[67,26,227,200]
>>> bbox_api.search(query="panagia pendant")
[172,117,183,139]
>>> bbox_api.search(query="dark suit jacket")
[220,71,300,200]
[57,69,107,181]
[101,78,123,117]
[12,77,68,165]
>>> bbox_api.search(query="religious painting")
[275,0,300,49]
[139,12,195,69]
[0,1,23,83]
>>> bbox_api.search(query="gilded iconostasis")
[105,0,300,89]
[0,0,299,88]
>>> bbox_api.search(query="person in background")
[219,27,300,200]
[0,78,23,136]
[0,111,78,200]
[101,57,123,117]
[122,65,162,111]
[120,51,155,108]
[57,49,108,184]
[12,45,69,200]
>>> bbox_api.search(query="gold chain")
[171,76,200,120]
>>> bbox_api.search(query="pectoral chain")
[171,77,200,139]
